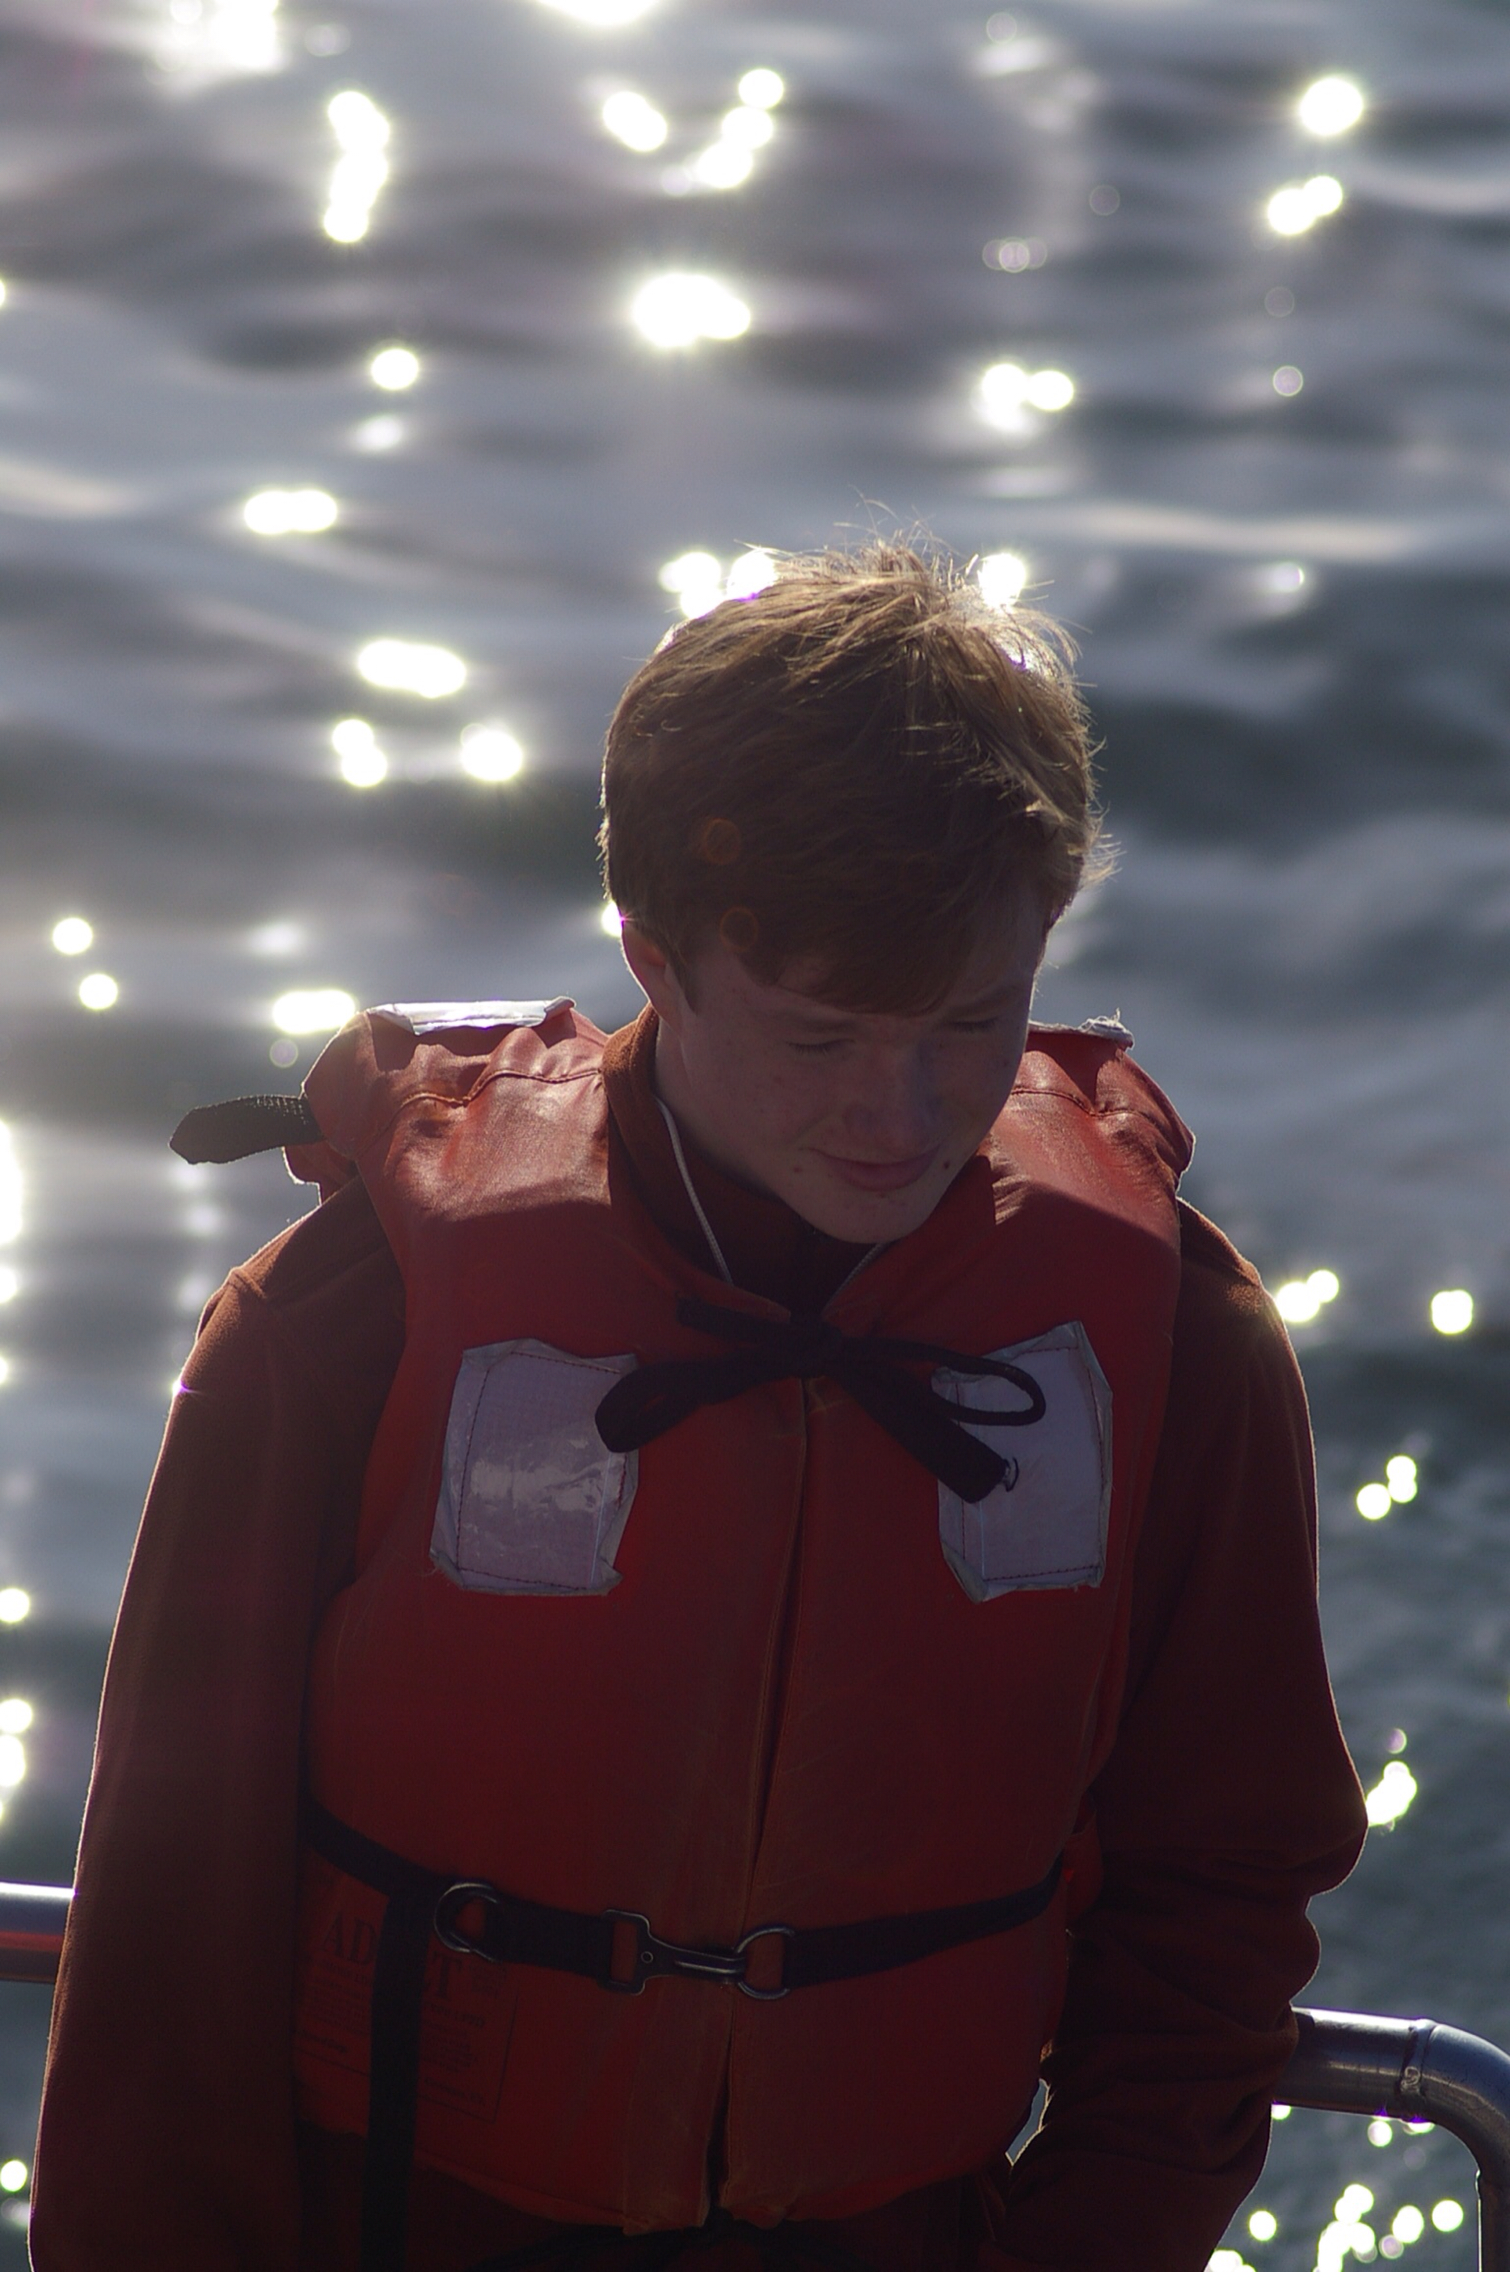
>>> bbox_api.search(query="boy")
[32,546,1364,2272]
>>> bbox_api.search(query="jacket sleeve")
[29,1181,404,2272]
[985,1204,1367,2272]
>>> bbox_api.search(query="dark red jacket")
[30,1009,1365,2271]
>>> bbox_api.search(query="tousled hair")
[600,541,1106,1012]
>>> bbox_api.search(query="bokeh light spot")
[737,69,785,109]
[272,989,357,1035]
[460,725,525,783]
[630,273,751,348]
[1430,1288,1473,1335]
[356,639,467,698]
[242,488,338,536]
[1365,1759,1417,1827]
[369,346,420,389]
[602,91,668,151]
[1298,76,1365,136]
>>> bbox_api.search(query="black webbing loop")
[169,1092,321,1164]
[304,1799,1060,2272]
[595,1297,1047,1505]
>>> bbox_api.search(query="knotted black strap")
[595,1298,1046,1505]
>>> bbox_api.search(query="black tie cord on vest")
[303,1799,1062,2272]
[169,1092,322,1165]
[594,1296,1047,1507]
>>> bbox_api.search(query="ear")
[620,923,690,1031]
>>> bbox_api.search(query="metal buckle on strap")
[603,1911,794,1999]
[434,1879,506,1958]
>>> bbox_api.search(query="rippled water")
[0,0,1507,2263]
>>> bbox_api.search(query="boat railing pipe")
[1283,2008,1510,2272]
[0,1914,1506,2267]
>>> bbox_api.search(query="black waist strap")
[303,1800,1062,2272]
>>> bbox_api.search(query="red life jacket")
[290,1001,1189,2234]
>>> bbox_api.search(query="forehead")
[713,900,1047,1026]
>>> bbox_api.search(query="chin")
[796,1174,949,1248]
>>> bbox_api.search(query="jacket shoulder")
[1019,1021,1195,1181]
[304,998,605,1162]
[204,1179,405,1398]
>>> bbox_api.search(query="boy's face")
[621,900,1049,1247]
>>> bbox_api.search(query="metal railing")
[1278,2009,1510,2270]
[1,1893,1506,2267]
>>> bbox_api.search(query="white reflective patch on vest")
[370,998,572,1036]
[432,1340,637,1596]
[935,1322,1111,1601]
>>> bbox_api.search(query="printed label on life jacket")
[293,1854,517,2124]
[935,1322,1111,1600]
[431,1339,639,1596]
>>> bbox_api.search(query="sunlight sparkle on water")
[242,488,337,535]
[978,551,1029,608]
[1267,175,1344,236]
[976,361,1076,428]
[1273,1268,1339,1324]
[332,718,387,788]
[1385,1454,1418,1502]
[534,0,660,24]
[1429,1288,1473,1335]
[1369,2119,1393,2147]
[1272,365,1304,397]
[0,1592,30,1626]
[631,273,751,348]
[0,1736,26,1789]
[78,972,119,1012]
[602,91,668,152]
[369,346,420,390]
[721,106,775,149]
[0,1270,17,1306]
[460,726,525,783]
[1298,77,1365,136]
[658,548,776,616]
[0,1126,19,1248]
[1247,2209,1278,2242]
[1207,2252,1254,2272]
[1365,1759,1417,1828]
[690,142,754,191]
[50,916,93,955]
[1392,2207,1425,2244]
[324,91,391,241]
[0,2161,25,2195]
[155,0,282,79]
[353,415,405,453]
[356,638,467,698]
[272,989,356,1036]
[0,1702,33,1737]
[738,69,785,109]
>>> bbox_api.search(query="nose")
[838,1044,942,1157]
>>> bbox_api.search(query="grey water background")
[0,0,1504,2264]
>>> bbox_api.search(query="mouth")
[817,1149,938,1195]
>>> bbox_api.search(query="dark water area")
[0,0,1506,2264]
